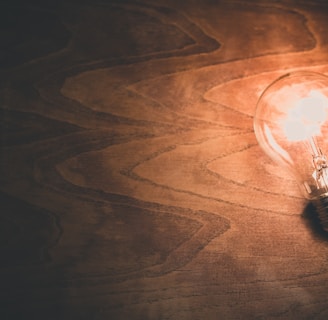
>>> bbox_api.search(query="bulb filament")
[309,137,328,191]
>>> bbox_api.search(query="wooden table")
[2,1,328,319]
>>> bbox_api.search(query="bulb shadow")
[301,202,328,241]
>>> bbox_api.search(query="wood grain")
[2,0,328,319]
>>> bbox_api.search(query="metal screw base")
[312,194,328,232]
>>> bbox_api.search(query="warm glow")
[254,71,328,222]
[283,90,328,141]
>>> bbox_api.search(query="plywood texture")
[2,0,328,319]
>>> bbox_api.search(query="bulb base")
[312,193,328,232]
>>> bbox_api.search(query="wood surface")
[1,0,328,319]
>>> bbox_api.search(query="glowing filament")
[283,90,328,141]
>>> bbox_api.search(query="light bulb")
[254,71,328,231]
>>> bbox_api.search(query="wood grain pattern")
[2,0,328,319]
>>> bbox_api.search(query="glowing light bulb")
[254,71,328,230]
